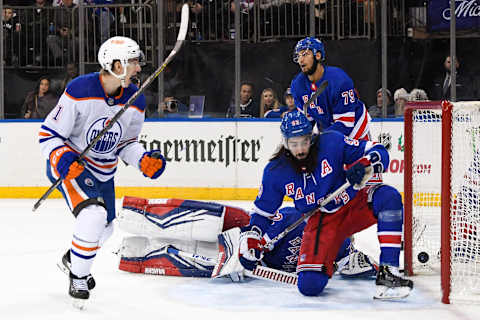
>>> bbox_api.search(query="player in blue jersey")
[238,111,413,300]
[115,197,377,281]
[39,36,166,308]
[290,37,371,140]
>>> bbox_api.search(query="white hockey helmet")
[98,36,144,85]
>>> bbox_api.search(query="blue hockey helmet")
[293,37,325,63]
[280,110,313,141]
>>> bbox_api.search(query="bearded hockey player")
[237,111,413,299]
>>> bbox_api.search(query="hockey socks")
[372,185,403,267]
[71,205,108,278]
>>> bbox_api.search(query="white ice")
[1,199,479,320]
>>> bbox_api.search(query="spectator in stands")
[22,0,52,66]
[47,0,78,64]
[21,76,58,119]
[261,88,286,118]
[2,7,21,66]
[281,87,296,117]
[408,88,429,102]
[51,62,79,95]
[150,96,189,118]
[393,87,409,117]
[430,55,476,101]
[226,82,259,118]
[52,0,78,6]
[85,0,115,44]
[368,88,395,118]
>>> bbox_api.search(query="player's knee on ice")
[297,271,329,296]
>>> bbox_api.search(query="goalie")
[115,196,377,282]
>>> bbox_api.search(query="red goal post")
[404,100,480,304]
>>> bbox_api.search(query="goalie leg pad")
[211,227,244,279]
[118,236,217,277]
[117,197,225,242]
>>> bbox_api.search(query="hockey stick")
[166,246,298,285]
[263,181,350,249]
[303,80,328,115]
[32,5,190,212]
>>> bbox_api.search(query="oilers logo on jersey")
[87,117,123,154]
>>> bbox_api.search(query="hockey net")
[404,101,480,304]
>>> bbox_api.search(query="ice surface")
[1,199,479,320]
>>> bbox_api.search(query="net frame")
[404,101,480,304]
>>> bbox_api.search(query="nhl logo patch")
[107,97,115,106]
[84,178,94,187]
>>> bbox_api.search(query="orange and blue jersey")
[39,72,147,182]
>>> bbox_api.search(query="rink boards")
[0,119,408,200]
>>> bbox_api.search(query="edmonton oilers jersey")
[39,72,147,182]
[253,131,388,217]
[290,66,370,140]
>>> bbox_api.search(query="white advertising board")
[0,119,406,198]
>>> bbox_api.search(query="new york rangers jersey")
[290,66,370,140]
[259,206,352,273]
[253,131,388,217]
[39,72,147,182]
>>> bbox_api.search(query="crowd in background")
[2,1,479,120]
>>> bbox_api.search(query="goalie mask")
[98,36,145,87]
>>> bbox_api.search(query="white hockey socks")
[70,205,108,278]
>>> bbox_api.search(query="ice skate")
[58,250,96,290]
[374,265,413,300]
[69,272,89,310]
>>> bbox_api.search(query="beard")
[303,58,319,76]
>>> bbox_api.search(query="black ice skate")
[374,265,413,300]
[57,250,96,290]
[69,272,89,310]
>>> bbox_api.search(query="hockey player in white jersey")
[39,36,166,309]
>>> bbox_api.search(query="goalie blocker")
[117,197,378,281]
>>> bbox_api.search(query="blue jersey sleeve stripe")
[41,125,67,141]
[39,136,60,144]
[252,204,276,218]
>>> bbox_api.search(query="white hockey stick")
[32,4,190,212]
[166,246,298,285]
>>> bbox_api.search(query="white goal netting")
[408,101,480,303]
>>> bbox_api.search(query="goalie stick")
[303,80,328,115]
[32,5,190,212]
[166,246,298,285]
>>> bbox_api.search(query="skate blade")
[57,261,69,276]
[374,285,412,300]
[71,297,87,310]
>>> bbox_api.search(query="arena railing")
[163,0,405,46]
[2,4,155,69]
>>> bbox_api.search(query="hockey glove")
[346,152,382,190]
[49,146,84,180]
[238,229,268,271]
[139,150,166,179]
